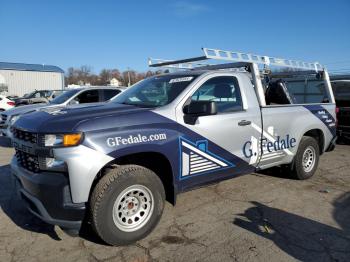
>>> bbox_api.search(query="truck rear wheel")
[290,136,320,180]
[90,165,165,246]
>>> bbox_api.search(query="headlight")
[44,133,82,147]
[9,115,20,125]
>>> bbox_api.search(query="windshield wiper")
[120,102,156,108]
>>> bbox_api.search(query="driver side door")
[175,74,262,187]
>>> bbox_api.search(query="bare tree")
[65,66,158,86]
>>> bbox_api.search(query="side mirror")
[183,100,217,125]
[70,100,79,105]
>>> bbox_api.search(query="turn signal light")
[63,134,82,146]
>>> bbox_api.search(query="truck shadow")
[256,166,292,179]
[233,195,350,261]
[0,164,61,240]
[0,163,106,244]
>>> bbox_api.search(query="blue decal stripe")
[179,136,235,180]
[304,105,336,136]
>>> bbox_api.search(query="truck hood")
[3,104,48,117]
[13,103,153,133]
[4,101,103,118]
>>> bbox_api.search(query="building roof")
[0,62,64,73]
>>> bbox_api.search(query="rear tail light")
[7,102,15,106]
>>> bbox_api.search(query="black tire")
[290,136,320,180]
[90,164,165,246]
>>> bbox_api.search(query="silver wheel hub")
[112,185,154,232]
[302,146,316,172]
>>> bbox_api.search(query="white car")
[0,95,15,111]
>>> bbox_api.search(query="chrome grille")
[15,150,40,173]
[12,128,38,144]
[339,110,350,117]
[12,128,45,172]
[0,114,7,126]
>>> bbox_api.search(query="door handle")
[238,120,251,126]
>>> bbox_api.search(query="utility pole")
[127,67,131,87]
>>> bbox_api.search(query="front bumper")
[11,157,86,230]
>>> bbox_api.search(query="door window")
[74,90,99,104]
[191,76,243,113]
[103,89,121,101]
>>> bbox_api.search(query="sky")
[1,0,350,74]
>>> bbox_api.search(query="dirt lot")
[0,137,349,262]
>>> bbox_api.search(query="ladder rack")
[148,57,210,69]
[148,48,324,72]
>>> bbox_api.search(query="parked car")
[0,95,15,111]
[14,90,64,106]
[7,95,19,101]
[331,79,350,141]
[10,48,336,245]
[0,87,124,137]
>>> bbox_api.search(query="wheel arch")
[91,151,176,205]
[302,128,325,154]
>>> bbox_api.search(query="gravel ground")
[0,136,349,262]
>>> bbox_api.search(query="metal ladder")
[149,48,324,72]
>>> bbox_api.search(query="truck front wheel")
[90,165,165,246]
[290,136,320,180]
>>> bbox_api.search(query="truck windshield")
[112,75,198,107]
[23,91,36,98]
[50,89,79,104]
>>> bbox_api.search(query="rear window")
[267,75,331,104]
[285,79,328,103]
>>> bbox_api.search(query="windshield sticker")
[169,77,193,83]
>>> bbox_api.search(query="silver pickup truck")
[0,86,124,137]
[10,48,336,246]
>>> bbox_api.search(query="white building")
[109,78,121,87]
[0,62,64,96]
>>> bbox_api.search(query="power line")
[329,69,350,72]
[329,72,350,75]
[324,60,350,65]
